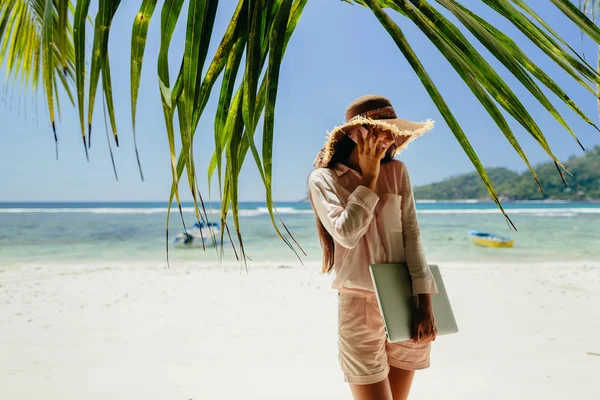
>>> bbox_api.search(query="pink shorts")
[337,288,431,385]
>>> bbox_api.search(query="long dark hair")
[311,133,395,273]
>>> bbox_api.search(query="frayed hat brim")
[313,116,434,168]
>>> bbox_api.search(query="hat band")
[358,105,397,120]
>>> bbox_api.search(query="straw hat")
[313,95,434,168]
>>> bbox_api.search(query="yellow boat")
[468,230,514,248]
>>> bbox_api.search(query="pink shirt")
[308,160,438,295]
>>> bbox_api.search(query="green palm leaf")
[511,0,592,67]
[391,0,542,191]
[579,0,600,121]
[242,0,263,134]
[73,0,91,159]
[57,0,67,71]
[552,0,600,45]
[364,0,514,227]
[261,0,304,256]
[434,0,586,152]
[0,0,75,156]
[455,3,600,134]
[130,0,158,181]
[177,0,209,238]
[87,0,121,149]
[224,92,246,263]
[209,6,247,199]
[41,0,56,156]
[483,0,600,88]
[157,0,186,266]
[0,0,72,89]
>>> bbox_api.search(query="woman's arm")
[399,163,438,296]
[308,170,379,249]
[414,293,437,344]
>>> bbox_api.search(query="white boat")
[173,221,220,248]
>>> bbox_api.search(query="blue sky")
[1,1,600,202]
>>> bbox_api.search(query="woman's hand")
[356,126,393,190]
[413,294,437,344]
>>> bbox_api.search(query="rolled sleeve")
[399,163,438,295]
[308,170,379,249]
[411,272,438,295]
[347,185,379,213]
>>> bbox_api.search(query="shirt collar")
[333,163,361,178]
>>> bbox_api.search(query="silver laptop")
[369,264,458,343]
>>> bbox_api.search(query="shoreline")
[416,199,600,203]
[2,259,600,270]
[2,199,600,205]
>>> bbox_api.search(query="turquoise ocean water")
[1,201,599,266]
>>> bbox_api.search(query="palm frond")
[1,0,76,157]
[86,0,121,149]
[1,0,72,87]
[579,0,600,123]
[73,0,91,158]
[346,0,598,217]
[129,0,158,181]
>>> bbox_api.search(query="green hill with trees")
[414,146,600,201]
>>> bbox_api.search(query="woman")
[308,95,438,400]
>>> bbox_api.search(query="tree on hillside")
[414,146,600,201]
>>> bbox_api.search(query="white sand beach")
[1,261,599,400]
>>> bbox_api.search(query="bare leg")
[349,378,393,400]
[387,366,415,400]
